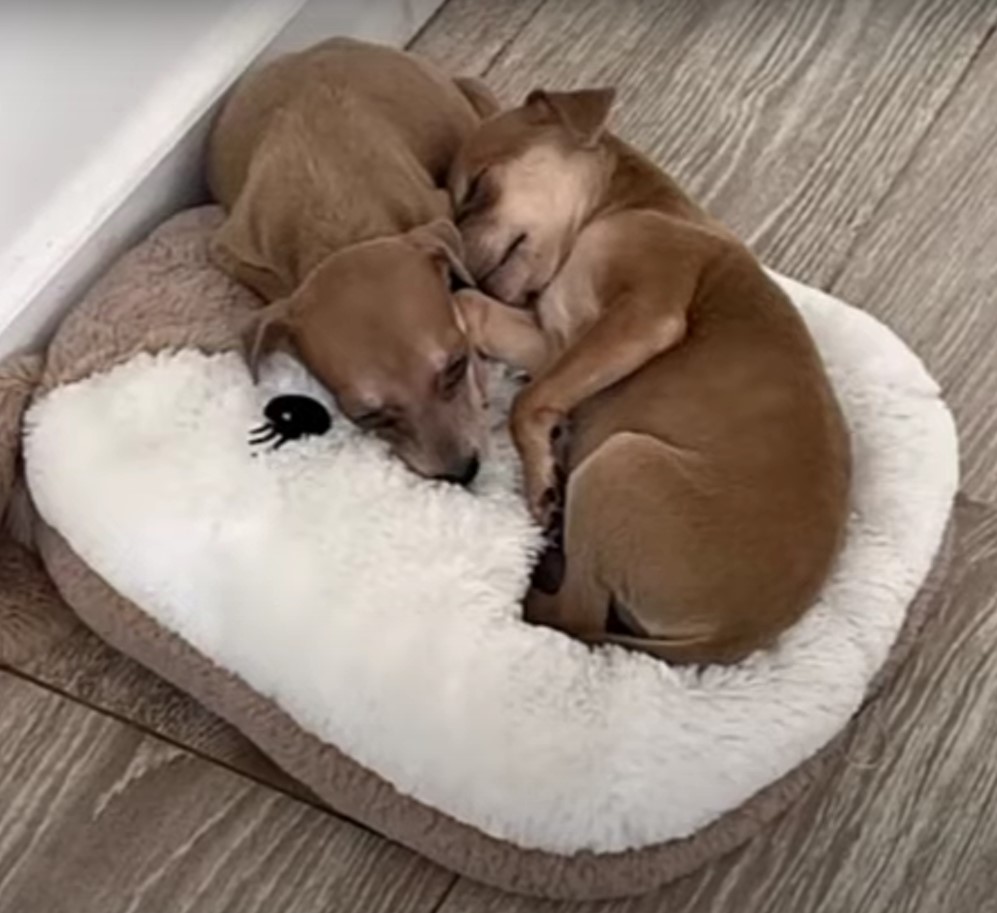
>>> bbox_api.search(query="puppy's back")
[208,38,483,295]
[208,38,479,205]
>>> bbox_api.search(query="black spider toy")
[249,394,332,451]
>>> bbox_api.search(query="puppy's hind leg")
[522,438,623,639]
[524,565,611,641]
[524,432,704,658]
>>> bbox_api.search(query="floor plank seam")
[0,663,350,817]
[955,492,997,513]
[825,12,997,293]
[405,0,453,50]
[481,0,548,80]
[426,875,463,913]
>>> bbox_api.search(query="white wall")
[0,0,445,360]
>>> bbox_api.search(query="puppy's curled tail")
[0,352,43,547]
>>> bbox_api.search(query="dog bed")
[2,207,957,900]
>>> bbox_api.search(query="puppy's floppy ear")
[211,150,297,302]
[407,219,475,287]
[241,298,293,383]
[455,76,502,119]
[525,87,616,147]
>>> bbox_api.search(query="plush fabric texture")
[0,353,43,551]
[0,352,42,518]
[34,208,253,400]
[5,208,957,898]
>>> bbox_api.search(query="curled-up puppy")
[450,88,851,662]
[209,38,499,483]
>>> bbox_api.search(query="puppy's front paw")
[453,289,489,348]
[531,506,565,595]
[512,392,566,527]
[523,459,559,527]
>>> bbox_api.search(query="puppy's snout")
[440,453,480,488]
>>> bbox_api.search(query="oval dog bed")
[11,208,957,900]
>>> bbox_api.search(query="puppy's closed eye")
[465,171,486,203]
[355,410,401,434]
[458,170,492,219]
[439,352,469,398]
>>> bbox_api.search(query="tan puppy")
[451,88,851,662]
[208,38,498,483]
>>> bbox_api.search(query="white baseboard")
[263,0,444,59]
[0,0,445,361]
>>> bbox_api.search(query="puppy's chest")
[536,269,602,353]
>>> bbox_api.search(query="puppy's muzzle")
[439,452,480,488]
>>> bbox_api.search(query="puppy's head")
[449,87,616,305]
[244,220,487,486]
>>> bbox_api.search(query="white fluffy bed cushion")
[24,273,957,856]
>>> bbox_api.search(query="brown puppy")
[450,89,851,662]
[208,38,498,482]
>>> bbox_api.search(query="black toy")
[249,395,332,451]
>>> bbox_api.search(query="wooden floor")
[3,1,997,910]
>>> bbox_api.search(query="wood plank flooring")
[832,32,997,503]
[2,0,997,909]
[0,672,451,913]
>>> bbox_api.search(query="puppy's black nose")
[443,453,480,488]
